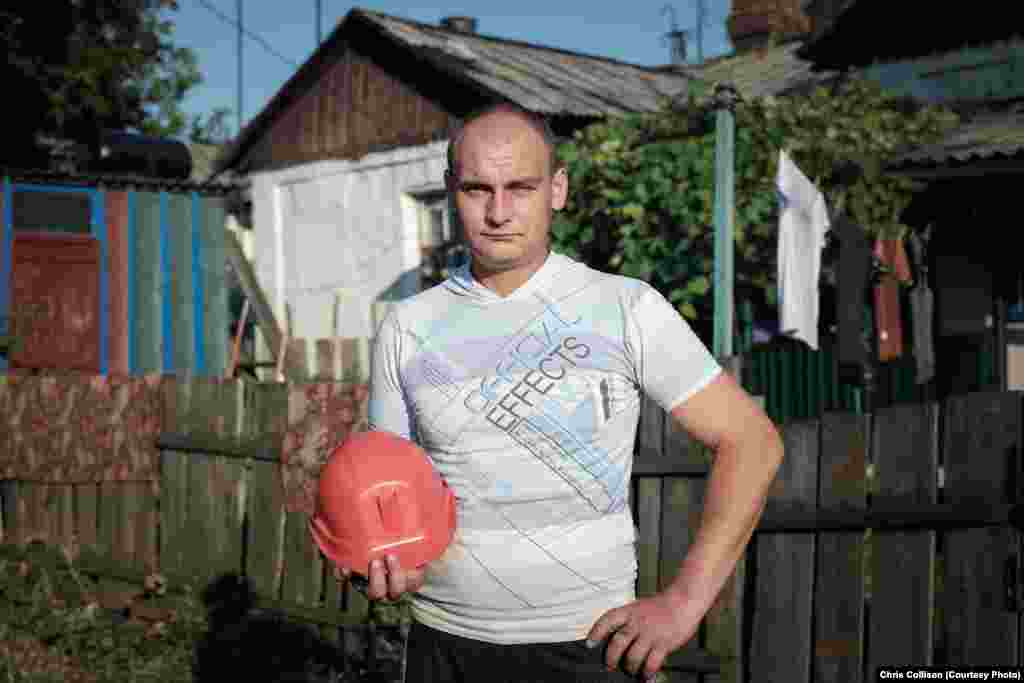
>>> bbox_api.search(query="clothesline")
[775,148,935,385]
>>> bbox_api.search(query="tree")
[1,0,221,166]
[188,107,234,145]
[549,77,959,342]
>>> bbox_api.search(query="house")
[798,0,1024,397]
[0,134,240,377]
[210,8,702,367]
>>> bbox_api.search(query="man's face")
[447,111,567,277]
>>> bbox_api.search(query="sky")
[168,0,735,136]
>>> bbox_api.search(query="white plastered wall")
[247,140,449,372]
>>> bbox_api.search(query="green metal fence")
[740,338,996,425]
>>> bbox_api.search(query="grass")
[0,540,417,682]
[0,541,206,682]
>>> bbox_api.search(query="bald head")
[446,103,561,179]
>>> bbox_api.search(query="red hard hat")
[309,431,456,577]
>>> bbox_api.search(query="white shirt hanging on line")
[776,149,830,350]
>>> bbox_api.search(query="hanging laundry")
[873,237,913,362]
[833,217,874,369]
[908,229,935,384]
[776,149,830,350]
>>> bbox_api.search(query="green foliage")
[551,77,959,334]
[187,107,234,145]
[1,0,223,161]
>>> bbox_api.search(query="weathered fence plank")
[942,392,1020,667]
[814,412,868,683]
[119,482,141,573]
[19,483,33,545]
[749,419,817,683]
[659,405,709,683]
[246,458,286,600]
[209,380,245,580]
[135,480,158,574]
[28,482,45,544]
[42,483,59,546]
[56,484,74,556]
[635,476,663,600]
[321,554,347,645]
[315,339,336,381]
[98,481,127,569]
[187,452,217,586]
[76,483,98,554]
[635,393,665,599]
[211,455,246,579]
[868,401,939,673]
[159,451,188,580]
[187,444,219,585]
[659,475,702,683]
[243,381,288,599]
[281,509,323,608]
[0,481,18,545]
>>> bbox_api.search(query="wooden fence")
[1,363,1022,681]
[632,386,1022,681]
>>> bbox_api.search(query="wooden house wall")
[243,45,454,171]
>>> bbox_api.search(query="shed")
[1,168,238,377]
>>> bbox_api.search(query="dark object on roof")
[888,103,1024,175]
[214,8,704,175]
[87,131,193,180]
[800,0,1024,69]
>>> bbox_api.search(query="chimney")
[726,0,811,52]
[440,16,478,34]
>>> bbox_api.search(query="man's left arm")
[587,369,783,679]
[664,368,783,618]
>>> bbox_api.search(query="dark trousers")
[404,619,648,683]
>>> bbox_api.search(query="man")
[337,102,784,682]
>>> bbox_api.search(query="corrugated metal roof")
[889,104,1024,167]
[695,41,837,98]
[357,9,701,117]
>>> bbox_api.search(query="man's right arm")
[367,311,415,440]
[338,309,427,600]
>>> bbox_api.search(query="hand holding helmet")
[309,431,457,602]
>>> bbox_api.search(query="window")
[12,189,93,234]
[417,193,452,248]
[416,192,467,288]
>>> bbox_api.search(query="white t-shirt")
[368,250,721,644]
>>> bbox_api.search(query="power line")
[193,0,300,68]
